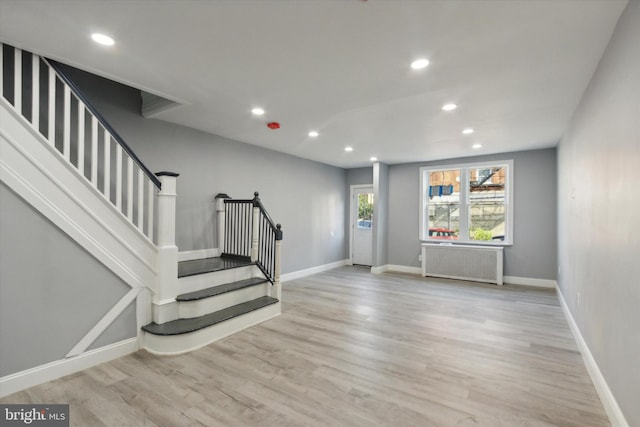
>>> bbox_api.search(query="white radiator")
[421,243,503,285]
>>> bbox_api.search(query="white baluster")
[32,55,39,131]
[115,145,123,211]
[137,168,144,231]
[0,44,4,99]
[103,130,111,199]
[14,48,21,114]
[63,86,70,160]
[48,67,55,145]
[215,194,230,253]
[127,157,134,221]
[77,103,85,175]
[147,180,155,241]
[90,117,98,186]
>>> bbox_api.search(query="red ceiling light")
[267,122,280,130]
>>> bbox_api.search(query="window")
[357,192,373,229]
[420,160,513,244]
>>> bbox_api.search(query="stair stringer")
[0,99,158,336]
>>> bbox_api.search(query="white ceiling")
[0,0,627,168]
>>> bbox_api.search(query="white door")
[351,186,373,266]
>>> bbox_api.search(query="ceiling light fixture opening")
[308,131,319,137]
[370,157,378,162]
[251,108,265,116]
[462,128,474,135]
[472,143,483,149]
[91,33,115,46]
[411,58,429,70]
[345,146,353,152]
[442,103,457,111]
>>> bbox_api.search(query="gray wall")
[346,167,373,187]
[372,163,389,267]
[557,1,639,425]
[387,149,558,279]
[0,184,136,376]
[59,65,347,274]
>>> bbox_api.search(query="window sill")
[420,239,512,247]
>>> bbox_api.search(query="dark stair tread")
[178,257,254,278]
[142,296,278,336]
[177,277,269,301]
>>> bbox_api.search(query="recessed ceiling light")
[370,157,378,162]
[345,146,353,152]
[472,143,483,149]
[462,128,474,135]
[308,131,319,137]
[91,33,115,46]
[411,58,429,70]
[442,103,457,111]
[251,107,265,116]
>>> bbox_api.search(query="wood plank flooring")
[1,267,609,426]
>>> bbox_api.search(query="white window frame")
[419,159,514,245]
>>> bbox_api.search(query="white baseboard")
[557,290,629,427]
[371,264,422,275]
[0,338,139,398]
[178,248,220,262]
[280,259,349,282]
[503,276,557,288]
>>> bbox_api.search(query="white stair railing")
[1,43,159,242]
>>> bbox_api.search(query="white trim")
[178,248,220,262]
[419,159,514,245]
[0,338,138,398]
[281,259,349,283]
[557,290,629,427]
[66,287,141,357]
[503,276,557,289]
[371,264,422,275]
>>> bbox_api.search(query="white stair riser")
[142,302,281,355]
[152,300,179,324]
[178,265,260,294]
[179,284,268,319]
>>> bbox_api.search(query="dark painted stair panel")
[177,277,268,301]
[178,257,254,278]
[142,296,278,336]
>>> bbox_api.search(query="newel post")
[274,224,283,300]
[215,193,230,253]
[155,172,179,306]
[251,192,260,262]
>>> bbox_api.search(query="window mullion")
[459,168,470,242]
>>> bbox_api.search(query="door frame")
[349,184,374,266]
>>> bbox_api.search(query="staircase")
[1,41,282,384]
[142,256,279,354]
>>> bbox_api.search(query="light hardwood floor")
[1,267,609,426]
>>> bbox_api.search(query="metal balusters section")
[222,199,253,260]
